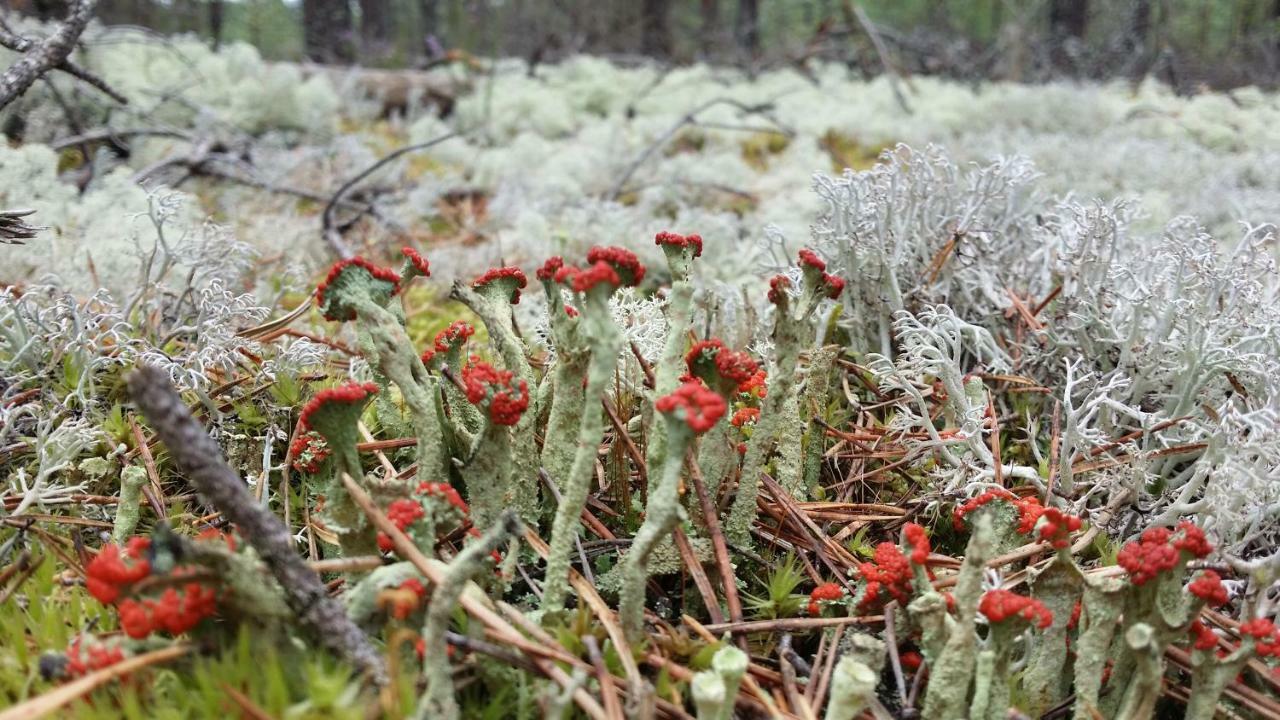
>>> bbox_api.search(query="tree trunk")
[359,0,391,61]
[1049,0,1088,39]
[736,0,760,59]
[208,0,224,50]
[304,0,354,64]
[419,0,441,57]
[701,0,719,32]
[1048,0,1088,72]
[641,0,672,58]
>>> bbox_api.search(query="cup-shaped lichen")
[540,247,644,613]
[619,378,726,639]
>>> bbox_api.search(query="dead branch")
[50,126,193,152]
[321,131,463,258]
[607,97,795,200]
[839,0,912,115]
[125,365,387,684]
[0,209,40,244]
[0,0,123,110]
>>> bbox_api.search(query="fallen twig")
[321,132,463,258]
[126,365,387,684]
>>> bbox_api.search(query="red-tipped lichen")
[472,267,528,304]
[586,246,645,286]
[979,589,1053,629]
[654,379,728,434]
[655,231,704,258]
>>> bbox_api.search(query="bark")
[126,365,386,684]
[359,0,391,59]
[1048,0,1088,72]
[701,0,719,33]
[303,0,355,64]
[419,0,441,57]
[0,0,99,110]
[736,0,760,58]
[641,0,672,58]
[208,0,224,50]
[1049,0,1089,38]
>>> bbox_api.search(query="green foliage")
[741,554,807,620]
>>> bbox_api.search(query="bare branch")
[0,1,126,109]
[125,365,387,685]
[322,131,463,259]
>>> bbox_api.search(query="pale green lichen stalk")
[539,251,638,613]
[726,250,844,545]
[417,511,522,720]
[111,465,148,543]
[690,642,747,720]
[317,257,448,486]
[619,378,726,641]
[824,656,878,720]
[450,273,540,522]
[920,512,995,719]
[644,232,701,474]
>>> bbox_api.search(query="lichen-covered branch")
[126,365,386,684]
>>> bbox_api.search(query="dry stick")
[672,526,724,624]
[127,416,168,518]
[1045,400,1062,503]
[838,0,911,114]
[0,0,124,109]
[583,635,626,720]
[882,603,908,708]
[778,635,817,720]
[321,132,462,258]
[221,683,274,720]
[608,96,793,200]
[125,366,386,684]
[810,624,845,713]
[0,553,42,605]
[703,615,883,635]
[49,126,192,151]
[0,644,192,720]
[339,474,611,720]
[687,451,745,644]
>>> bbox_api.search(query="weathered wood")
[0,0,112,110]
[126,365,387,685]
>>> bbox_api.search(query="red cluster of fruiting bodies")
[655,231,703,257]
[655,380,728,434]
[461,356,530,426]
[289,430,331,474]
[118,582,217,639]
[807,523,934,616]
[544,246,647,293]
[979,589,1053,629]
[434,320,476,353]
[1116,521,1213,585]
[316,257,402,321]
[402,246,431,276]
[807,582,845,616]
[63,637,126,678]
[376,481,471,552]
[685,339,760,386]
[738,369,767,398]
[298,382,380,432]
[85,536,219,639]
[730,407,760,427]
[953,487,1082,550]
[472,266,528,304]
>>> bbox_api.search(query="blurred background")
[8,0,1280,90]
